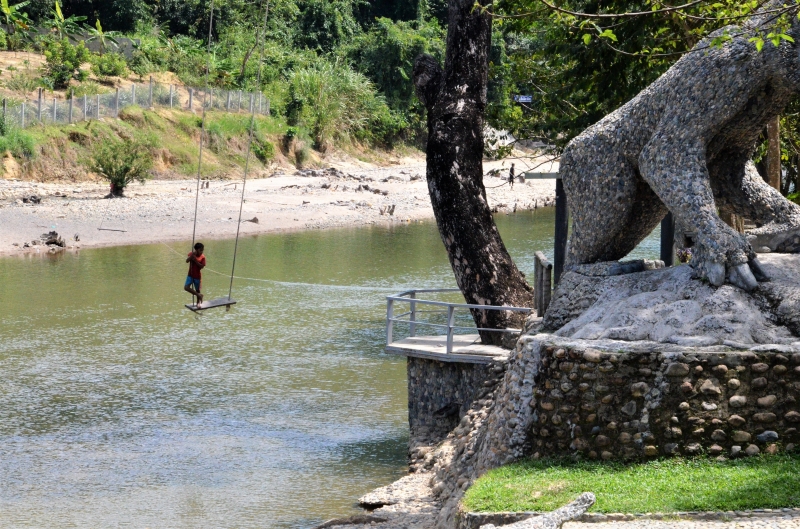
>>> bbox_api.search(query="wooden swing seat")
[185,297,237,312]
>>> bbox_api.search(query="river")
[0,209,659,528]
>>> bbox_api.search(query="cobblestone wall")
[530,342,800,459]
[407,357,505,449]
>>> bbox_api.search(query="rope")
[228,0,270,300]
[191,0,216,251]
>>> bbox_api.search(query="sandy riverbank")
[0,155,557,256]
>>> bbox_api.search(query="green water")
[0,209,659,528]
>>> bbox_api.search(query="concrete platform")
[385,334,511,364]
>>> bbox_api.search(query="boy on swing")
[185,242,206,306]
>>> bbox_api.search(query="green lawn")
[463,456,800,513]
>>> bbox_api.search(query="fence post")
[265,98,270,116]
[249,93,254,113]
[209,89,213,110]
[169,85,174,108]
[2,99,6,124]
[446,306,455,354]
[386,298,394,346]
[20,102,24,128]
[188,88,193,111]
[258,93,262,114]
[131,84,136,106]
[83,94,87,121]
[554,178,569,285]
[237,91,242,112]
[149,76,153,108]
[52,98,56,122]
[115,88,120,117]
[37,88,42,122]
[96,94,100,119]
[68,96,73,123]
[533,255,541,314]
[409,292,417,337]
[226,91,231,111]
[542,261,553,314]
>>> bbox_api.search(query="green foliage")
[3,71,39,94]
[85,19,121,55]
[490,0,800,153]
[89,135,153,195]
[90,52,127,77]
[288,60,395,149]
[0,111,35,158]
[0,30,7,50]
[464,455,800,513]
[346,17,444,141]
[295,0,361,52]
[252,134,275,163]
[69,81,109,98]
[43,38,89,88]
[48,0,85,40]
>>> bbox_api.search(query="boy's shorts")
[185,276,201,291]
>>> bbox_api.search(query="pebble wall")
[407,357,505,448]
[530,342,800,459]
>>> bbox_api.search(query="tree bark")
[413,0,534,344]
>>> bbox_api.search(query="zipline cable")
[228,0,270,300]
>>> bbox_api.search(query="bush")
[3,72,40,95]
[0,113,35,158]
[69,81,110,98]
[43,39,90,89]
[89,136,153,196]
[253,135,275,163]
[288,61,394,150]
[90,52,128,78]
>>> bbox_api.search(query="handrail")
[385,288,533,354]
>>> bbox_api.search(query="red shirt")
[188,253,206,279]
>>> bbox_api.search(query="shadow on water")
[0,208,659,528]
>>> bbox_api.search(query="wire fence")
[0,77,271,129]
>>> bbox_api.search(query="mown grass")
[463,456,800,513]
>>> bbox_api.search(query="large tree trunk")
[412,0,534,345]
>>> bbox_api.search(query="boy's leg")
[184,277,203,305]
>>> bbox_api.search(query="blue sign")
[513,95,532,103]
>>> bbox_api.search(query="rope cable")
[228,0,270,300]
[190,0,216,250]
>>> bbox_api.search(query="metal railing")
[386,288,533,354]
[0,77,270,130]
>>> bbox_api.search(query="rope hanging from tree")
[228,0,271,300]
[186,0,270,311]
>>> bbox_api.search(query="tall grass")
[288,61,393,150]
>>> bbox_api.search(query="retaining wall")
[530,341,800,459]
[408,357,505,448]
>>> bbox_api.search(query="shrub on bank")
[90,52,128,78]
[43,38,90,89]
[89,136,153,196]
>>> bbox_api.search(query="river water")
[0,209,659,528]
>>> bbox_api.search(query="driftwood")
[479,493,596,529]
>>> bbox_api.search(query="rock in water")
[479,493,595,529]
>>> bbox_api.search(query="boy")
[185,242,206,306]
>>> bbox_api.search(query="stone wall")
[527,339,800,459]
[422,336,800,527]
[407,357,506,450]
